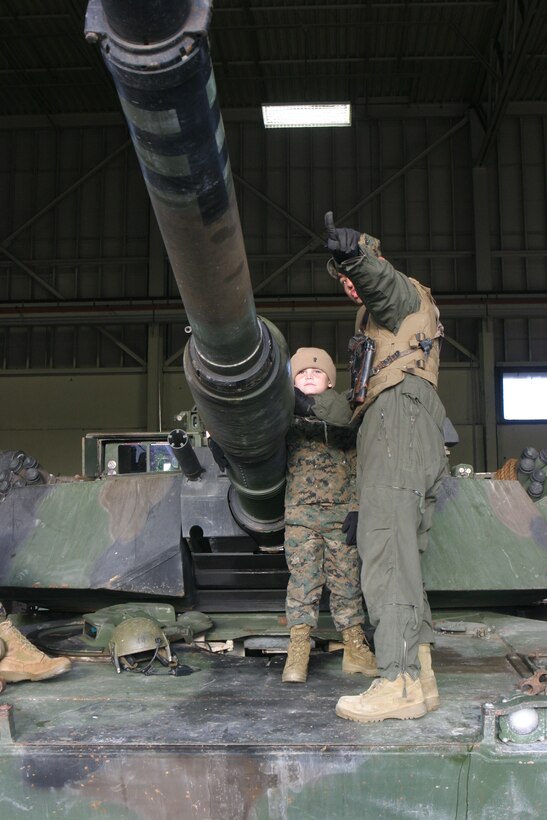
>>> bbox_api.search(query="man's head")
[290,348,336,395]
[339,274,363,305]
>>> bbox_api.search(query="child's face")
[294,368,330,395]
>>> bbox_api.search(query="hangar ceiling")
[1,1,546,117]
[1,2,546,340]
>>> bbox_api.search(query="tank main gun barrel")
[84,0,293,532]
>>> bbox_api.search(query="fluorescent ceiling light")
[262,103,351,128]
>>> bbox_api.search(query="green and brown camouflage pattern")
[2,445,547,612]
[425,475,547,605]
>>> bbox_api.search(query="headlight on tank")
[497,700,547,744]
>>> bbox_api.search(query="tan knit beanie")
[290,347,336,388]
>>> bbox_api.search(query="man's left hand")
[324,211,361,263]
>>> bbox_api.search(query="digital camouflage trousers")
[284,504,364,632]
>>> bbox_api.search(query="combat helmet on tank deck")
[109,617,175,674]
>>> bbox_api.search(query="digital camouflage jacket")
[284,414,357,510]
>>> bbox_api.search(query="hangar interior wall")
[0,112,546,475]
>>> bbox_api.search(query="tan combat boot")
[282,624,311,683]
[0,619,72,682]
[335,673,427,723]
[341,625,378,676]
[418,643,440,712]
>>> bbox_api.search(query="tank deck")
[1,610,547,819]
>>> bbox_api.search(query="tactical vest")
[353,278,443,414]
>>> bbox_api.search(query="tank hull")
[1,610,546,819]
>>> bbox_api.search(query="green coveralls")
[314,252,447,680]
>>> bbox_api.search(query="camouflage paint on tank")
[0,473,185,603]
[423,476,547,603]
[2,469,547,611]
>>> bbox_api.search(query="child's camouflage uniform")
[284,416,364,631]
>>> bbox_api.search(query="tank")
[0,2,547,817]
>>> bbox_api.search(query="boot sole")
[342,662,378,676]
[0,663,71,683]
[424,696,440,712]
[335,701,427,723]
[282,674,307,683]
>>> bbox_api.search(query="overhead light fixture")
[262,103,351,129]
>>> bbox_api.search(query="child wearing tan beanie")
[282,348,376,683]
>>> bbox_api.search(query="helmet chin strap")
[121,638,180,675]
[136,639,162,675]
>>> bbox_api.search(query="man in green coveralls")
[302,213,447,722]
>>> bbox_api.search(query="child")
[282,347,376,683]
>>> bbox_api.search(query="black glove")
[208,438,228,471]
[294,387,316,417]
[341,511,358,545]
[324,211,361,264]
